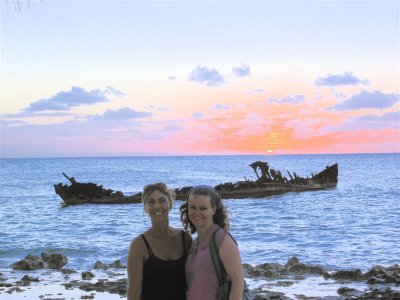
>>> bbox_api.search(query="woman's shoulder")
[129,232,147,251]
[215,227,237,249]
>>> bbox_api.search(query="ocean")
[1,153,399,274]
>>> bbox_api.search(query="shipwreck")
[54,161,338,205]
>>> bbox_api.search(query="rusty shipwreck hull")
[54,162,338,205]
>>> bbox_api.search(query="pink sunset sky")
[1,1,399,158]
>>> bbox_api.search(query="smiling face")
[144,189,171,220]
[188,194,216,232]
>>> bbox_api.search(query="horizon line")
[1,151,399,160]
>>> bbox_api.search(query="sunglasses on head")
[188,185,221,202]
[143,182,168,192]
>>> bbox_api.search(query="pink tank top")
[185,223,228,300]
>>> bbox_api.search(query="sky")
[1,0,399,158]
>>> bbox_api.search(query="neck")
[197,222,214,241]
[149,220,170,236]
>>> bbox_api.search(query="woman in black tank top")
[127,183,192,300]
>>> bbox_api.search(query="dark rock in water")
[363,264,400,285]
[246,257,326,279]
[81,271,95,280]
[11,253,68,271]
[60,268,78,274]
[337,287,361,297]
[41,253,68,269]
[357,287,400,299]
[93,259,126,269]
[285,257,300,266]
[252,287,293,300]
[108,259,125,268]
[0,282,13,288]
[363,265,387,279]
[93,260,107,269]
[323,269,364,281]
[248,262,288,278]
[80,294,95,299]
[5,286,25,294]
[288,263,326,275]
[21,275,39,282]
[77,278,127,296]
[11,255,45,270]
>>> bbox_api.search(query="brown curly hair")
[180,185,229,233]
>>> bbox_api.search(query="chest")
[147,235,183,260]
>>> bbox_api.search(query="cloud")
[319,111,400,135]
[192,112,206,118]
[163,122,182,131]
[350,111,400,129]
[189,66,224,86]
[0,119,26,126]
[145,105,170,112]
[212,104,230,110]
[268,95,305,104]
[315,72,369,86]
[234,112,272,136]
[232,64,250,77]
[23,86,125,112]
[284,118,327,140]
[329,90,400,110]
[89,107,153,121]
[168,76,177,80]
[247,89,266,94]
[105,86,126,97]
[1,111,71,119]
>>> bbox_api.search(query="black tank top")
[141,231,187,300]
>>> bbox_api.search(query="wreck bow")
[54,162,338,205]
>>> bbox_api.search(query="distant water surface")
[0,154,399,272]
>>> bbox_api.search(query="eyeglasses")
[143,182,168,193]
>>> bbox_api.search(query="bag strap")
[210,228,228,286]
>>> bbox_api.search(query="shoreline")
[1,254,399,300]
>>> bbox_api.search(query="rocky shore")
[1,253,399,299]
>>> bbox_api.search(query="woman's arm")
[219,235,244,300]
[127,237,145,300]
[184,231,193,252]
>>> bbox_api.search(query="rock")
[285,256,300,267]
[6,286,25,294]
[337,286,360,297]
[108,259,125,268]
[80,294,95,299]
[79,278,127,296]
[274,281,295,287]
[367,271,400,285]
[288,263,326,275]
[11,255,45,270]
[60,268,78,274]
[41,253,68,269]
[248,262,286,277]
[363,265,386,279]
[93,259,125,269]
[358,287,400,299]
[21,275,39,282]
[93,260,107,269]
[252,287,293,300]
[81,272,95,280]
[323,269,363,281]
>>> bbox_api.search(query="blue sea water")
[0,154,399,273]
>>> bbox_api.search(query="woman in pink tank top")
[180,185,244,300]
